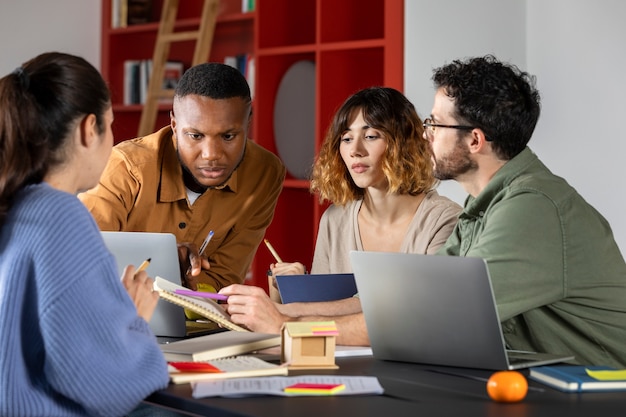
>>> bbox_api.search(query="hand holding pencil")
[264,239,306,302]
[264,239,306,275]
[121,258,159,322]
[264,239,283,263]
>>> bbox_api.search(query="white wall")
[0,0,100,76]
[526,0,626,251]
[405,0,626,252]
[404,0,526,212]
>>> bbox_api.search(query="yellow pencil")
[263,239,283,263]
[135,258,151,275]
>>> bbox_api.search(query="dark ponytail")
[0,52,110,226]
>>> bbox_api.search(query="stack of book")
[224,54,255,98]
[112,0,153,29]
[154,276,284,384]
[123,60,184,105]
[168,355,288,384]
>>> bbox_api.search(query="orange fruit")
[486,370,528,402]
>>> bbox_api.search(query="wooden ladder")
[137,0,219,137]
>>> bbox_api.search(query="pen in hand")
[135,258,151,276]
[199,230,214,256]
[264,239,283,263]
[184,230,214,279]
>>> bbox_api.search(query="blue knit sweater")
[0,183,169,416]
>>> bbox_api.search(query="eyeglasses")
[423,118,475,137]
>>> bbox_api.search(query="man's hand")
[121,264,159,322]
[177,242,211,290]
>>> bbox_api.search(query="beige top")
[311,190,462,274]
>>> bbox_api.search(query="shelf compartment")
[253,52,316,170]
[109,107,169,144]
[317,47,385,148]
[257,0,316,49]
[319,0,385,43]
[249,188,316,289]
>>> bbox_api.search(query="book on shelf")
[224,53,250,76]
[138,60,151,105]
[241,0,255,13]
[123,60,184,105]
[168,355,288,384]
[529,365,626,392]
[112,0,153,28]
[126,0,153,25]
[224,54,255,99]
[162,61,184,89]
[160,330,282,362]
[154,276,247,331]
[123,60,141,105]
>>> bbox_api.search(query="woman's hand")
[267,262,307,302]
[121,264,159,322]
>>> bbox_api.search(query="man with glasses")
[424,55,626,367]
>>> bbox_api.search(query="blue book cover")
[529,365,626,392]
[275,274,357,304]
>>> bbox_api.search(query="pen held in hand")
[135,258,151,275]
[174,288,228,301]
[199,230,214,256]
[264,239,283,263]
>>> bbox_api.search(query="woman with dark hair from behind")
[0,52,170,416]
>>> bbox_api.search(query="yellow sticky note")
[585,369,626,381]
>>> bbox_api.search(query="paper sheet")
[192,375,383,398]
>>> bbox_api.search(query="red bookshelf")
[100,0,403,290]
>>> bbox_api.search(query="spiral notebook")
[154,276,247,332]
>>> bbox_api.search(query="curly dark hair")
[310,87,435,206]
[432,55,541,160]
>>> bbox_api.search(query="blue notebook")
[529,365,626,392]
[275,273,357,304]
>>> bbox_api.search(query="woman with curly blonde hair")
[270,86,461,277]
[220,87,461,345]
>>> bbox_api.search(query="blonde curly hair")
[310,87,435,206]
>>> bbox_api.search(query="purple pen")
[174,288,228,301]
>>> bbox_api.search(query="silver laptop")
[101,231,187,338]
[349,251,574,370]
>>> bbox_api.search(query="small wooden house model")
[281,321,339,369]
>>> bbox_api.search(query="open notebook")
[153,276,247,332]
[349,251,574,370]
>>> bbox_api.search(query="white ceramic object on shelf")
[273,60,316,180]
